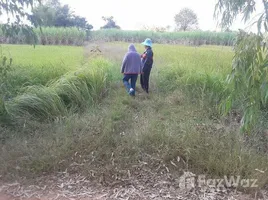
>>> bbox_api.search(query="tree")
[101,16,120,29]
[32,4,57,26]
[0,0,41,43]
[174,8,198,31]
[32,0,93,29]
[54,5,73,27]
[215,0,268,131]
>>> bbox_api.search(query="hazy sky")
[60,0,262,31]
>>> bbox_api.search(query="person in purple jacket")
[121,44,142,96]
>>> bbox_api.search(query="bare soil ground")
[0,159,267,200]
[1,171,267,200]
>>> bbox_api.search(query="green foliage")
[90,29,236,46]
[32,4,57,26]
[0,27,237,46]
[1,44,83,67]
[0,43,234,123]
[0,27,86,45]
[221,31,268,131]
[35,27,86,45]
[175,8,199,31]
[0,53,12,119]
[0,55,12,85]
[6,86,68,120]
[215,0,268,131]
[0,0,41,44]
[214,0,268,32]
[1,43,268,190]
[2,85,268,189]
[214,0,256,29]
[32,0,93,30]
[5,58,112,121]
[0,44,84,101]
[155,44,232,105]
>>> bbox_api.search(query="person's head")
[128,44,136,52]
[142,38,152,49]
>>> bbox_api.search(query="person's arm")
[121,54,127,73]
[144,50,153,67]
[140,60,143,74]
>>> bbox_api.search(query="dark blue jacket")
[141,47,153,71]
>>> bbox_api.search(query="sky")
[60,0,263,32]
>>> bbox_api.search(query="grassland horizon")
[0,27,237,46]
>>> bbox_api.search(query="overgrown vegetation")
[5,58,112,120]
[89,29,237,46]
[0,27,237,46]
[215,0,268,131]
[0,27,86,46]
[32,0,93,31]
[0,44,84,97]
[0,43,267,192]
[0,0,40,45]
[0,45,112,121]
[0,54,12,122]
[0,0,267,196]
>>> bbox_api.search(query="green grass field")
[0,43,267,191]
[1,44,84,66]
[0,45,85,96]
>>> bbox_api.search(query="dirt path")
[1,170,267,200]
[0,183,265,200]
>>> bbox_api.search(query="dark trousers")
[140,67,151,93]
[123,74,138,95]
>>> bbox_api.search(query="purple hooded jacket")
[121,44,142,74]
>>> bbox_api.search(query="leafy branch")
[0,0,41,120]
[0,0,41,44]
[215,0,268,132]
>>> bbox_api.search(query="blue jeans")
[123,74,138,95]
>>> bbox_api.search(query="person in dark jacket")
[121,44,142,96]
[140,38,153,93]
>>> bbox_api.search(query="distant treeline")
[0,27,237,46]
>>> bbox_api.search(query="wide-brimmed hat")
[142,38,152,47]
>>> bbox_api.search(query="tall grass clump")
[51,59,111,111]
[5,58,113,121]
[0,44,85,97]
[89,29,237,46]
[0,54,12,123]
[6,86,68,120]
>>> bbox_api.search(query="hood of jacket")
[128,44,137,52]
